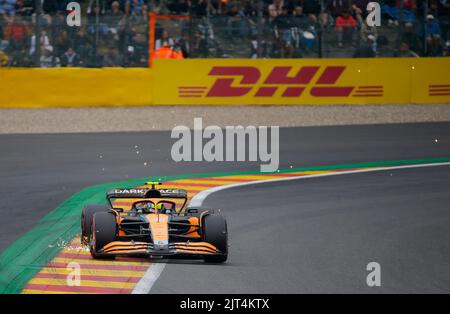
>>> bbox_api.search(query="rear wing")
[106,182,188,213]
[107,188,187,199]
[107,188,148,199]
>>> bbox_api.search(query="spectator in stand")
[0,17,9,64]
[326,0,351,18]
[225,1,246,40]
[300,0,327,26]
[73,27,95,66]
[4,14,30,49]
[107,1,124,33]
[291,5,317,53]
[14,0,34,16]
[352,0,377,40]
[250,32,271,58]
[0,48,8,65]
[353,34,377,57]
[174,29,190,58]
[0,0,16,16]
[352,0,370,16]
[273,5,293,57]
[29,29,50,56]
[94,1,125,36]
[150,0,171,15]
[155,29,175,49]
[441,40,450,56]
[425,14,442,56]
[382,0,416,26]
[87,0,136,15]
[382,0,399,25]
[242,0,258,36]
[61,47,81,67]
[395,41,419,57]
[102,45,122,66]
[268,0,285,21]
[2,0,449,64]
[401,21,422,55]
[0,12,4,41]
[127,2,148,65]
[130,0,144,15]
[400,0,416,23]
[87,2,108,35]
[335,9,356,47]
[307,13,320,49]
[54,28,71,55]
[429,0,450,44]
[40,45,60,67]
[87,0,105,15]
[291,5,309,31]
[152,41,184,59]
[322,0,351,29]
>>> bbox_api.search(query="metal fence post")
[257,0,264,58]
[319,0,325,58]
[424,0,429,56]
[94,0,100,66]
[34,0,41,67]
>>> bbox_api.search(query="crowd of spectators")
[0,0,151,66]
[0,0,449,67]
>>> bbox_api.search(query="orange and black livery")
[80,182,228,263]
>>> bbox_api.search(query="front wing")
[97,241,222,258]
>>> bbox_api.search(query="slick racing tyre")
[90,212,117,259]
[81,205,111,245]
[202,214,228,263]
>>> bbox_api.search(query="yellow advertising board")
[153,58,450,105]
[0,58,449,108]
[0,68,153,108]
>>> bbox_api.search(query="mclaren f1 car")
[81,182,228,263]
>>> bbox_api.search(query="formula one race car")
[81,182,228,263]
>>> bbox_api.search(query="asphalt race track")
[153,166,450,293]
[1,122,450,293]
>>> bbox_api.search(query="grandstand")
[0,0,449,68]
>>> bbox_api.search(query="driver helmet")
[156,203,165,211]
[135,201,155,213]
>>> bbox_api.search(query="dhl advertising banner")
[0,58,449,108]
[0,68,153,108]
[153,58,450,105]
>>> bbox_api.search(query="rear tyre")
[90,212,117,259]
[202,214,228,263]
[81,205,111,245]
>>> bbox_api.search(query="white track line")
[132,262,166,294]
[132,161,450,294]
[190,161,450,207]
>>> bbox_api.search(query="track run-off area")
[0,157,449,293]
